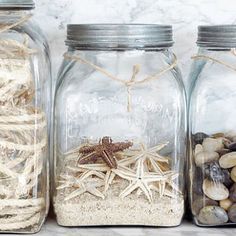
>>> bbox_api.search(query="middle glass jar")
[53,24,186,227]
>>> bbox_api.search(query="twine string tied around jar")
[64,53,178,112]
[191,48,236,72]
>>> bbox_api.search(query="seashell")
[197,206,228,225]
[220,199,233,211]
[203,162,231,186]
[203,179,229,201]
[194,151,219,167]
[231,166,236,183]
[202,138,224,152]
[219,152,236,169]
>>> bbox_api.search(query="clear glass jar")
[189,25,236,226]
[54,24,186,227]
[0,0,50,233]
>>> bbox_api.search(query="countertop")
[27,216,236,236]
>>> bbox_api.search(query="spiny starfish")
[112,158,164,202]
[78,137,133,169]
[57,170,105,201]
[117,142,170,174]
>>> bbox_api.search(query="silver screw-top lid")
[197,25,236,48]
[0,0,35,9]
[66,24,174,50]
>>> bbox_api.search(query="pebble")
[202,138,224,152]
[198,206,228,225]
[192,196,218,215]
[195,151,219,167]
[219,152,236,169]
[223,138,232,149]
[231,166,236,183]
[211,133,225,138]
[229,142,236,151]
[217,149,230,157]
[195,144,203,155]
[193,167,204,195]
[194,132,209,145]
[203,179,229,201]
[220,199,233,211]
[229,184,236,202]
[228,204,236,223]
[204,162,231,185]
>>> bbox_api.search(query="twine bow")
[191,48,236,72]
[64,53,177,112]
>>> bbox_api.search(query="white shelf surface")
[34,217,236,236]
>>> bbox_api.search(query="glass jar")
[54,24,186,227]
[189,25,236,226]
[0,0,51,233]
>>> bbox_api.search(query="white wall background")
[34,0,236,86]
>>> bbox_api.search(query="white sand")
[54,180,184,227]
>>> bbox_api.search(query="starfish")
[57,170,105,201]
[78,137,133,169]
[117,142,170,174]
[112,158,164,202]
[68,163,117,193]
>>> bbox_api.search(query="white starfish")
[112,158,165,202]
[117,142,170,174]
[57,170,105,201]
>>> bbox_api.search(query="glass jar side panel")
[0,14,49,233]
[54,50,186,226]
[189,55,236,226]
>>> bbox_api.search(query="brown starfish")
[78,137,133,169]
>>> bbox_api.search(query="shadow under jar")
[0,0,51,233]
[189,25,236,226]
[53,24,186,227]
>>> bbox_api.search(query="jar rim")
[197,25,236,49]
[66,24,174,50]
[0,0,35,9]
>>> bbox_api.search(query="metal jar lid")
[0,0,35,9]
[66,24,174,50]
[197,25,236,48]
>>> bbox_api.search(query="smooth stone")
[193,167,204,195]
[228,204,236,223]
[229,142,236,151]
[195,151,219,167]
[229,183,236,202]
[217,149,231,157]
[195,144,203,155]
[203,179,229,201]
[220,199,233,211]
[219,152,236,169]
[198,206,228,225]
[202,138,224,152]
[223,138,232,149]
[211,133,225,138]
[204,162,231,185]
[192,196,218,215]
[194,132,209,145]
[231,166,236,182]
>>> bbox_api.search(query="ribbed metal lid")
[197,25,236,48]
[0,0,35,9]
[66,24,173,50]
